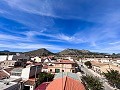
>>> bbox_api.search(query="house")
[21,64,42,80]
[9,64,42,90]
[0,60,17,69]
[31,56,42,62]
[10,65,42,80]
[0,55,13,62]
[48,60,76,74]
[12,53,29,61]
[42,65,48,72]
[0,59,28,69]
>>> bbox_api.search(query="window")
[72,70,75,73]
[62,70,64,72]
[50,69,52,72]
[55,69,60,73]
[11,72,21,76]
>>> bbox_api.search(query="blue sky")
[0,0,120,53]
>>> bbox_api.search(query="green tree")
[36,72,54,86]
[103,69,120,89]
[82,75,104,90]
[84,61,92,68]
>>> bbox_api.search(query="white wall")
[21,67,30,80]
[30,86,34,90]
[0,55,13,62]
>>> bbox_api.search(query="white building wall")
[34,57,41,62]
[0,55,7,61]
[21,67,30,80]
[30,86,34,90]
[0,55,13,62]
[42,69,48,72]
[8,55,13,60]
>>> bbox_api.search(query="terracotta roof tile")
[55,60,75,64]
[35,82,50,90]
[46,76,85,90]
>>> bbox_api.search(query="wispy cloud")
[57,33,84,43]
[0,42,64,52]
[0,33,24,41]
[0,0,120,53]
[109,41,120,45]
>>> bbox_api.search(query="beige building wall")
[48,63,75,73]
[0,60,16,69]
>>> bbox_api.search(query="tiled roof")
[42,65,48,69]
[46,76,85,90]
[24,79,35,86]
[55,60,75,64]
[35,82,50,90]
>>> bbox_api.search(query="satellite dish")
[16,53,20,56]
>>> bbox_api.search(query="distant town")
[0,48,120,90]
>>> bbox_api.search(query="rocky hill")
[58,49,90,55]
[25,48,54,56]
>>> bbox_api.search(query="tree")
[36,72,54,86]
[84,61,92,68]
[103,69,120,89]
[82,75,104,90]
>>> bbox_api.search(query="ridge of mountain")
[25,48,54,56]
[0,48,113,57]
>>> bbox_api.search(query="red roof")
[55,60,75,64]
[35,82,50,90]
[46,76,85,90]
[43,65,48,69]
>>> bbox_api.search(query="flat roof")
[54,72,81,81]
[0,78,19,90]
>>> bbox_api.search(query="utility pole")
[108,59,111,69]
[35,65,38,88]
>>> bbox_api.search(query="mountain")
[25,48,54,56]
[0,50,21,55]
[58,49,90,55]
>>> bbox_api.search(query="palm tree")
[82,75,104,90]
[103,69,120,89]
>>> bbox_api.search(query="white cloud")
[0,42,64,51]
[0,33,23,40]
[109,41,120,45]
[3,0,57,18]
[57,33,84,43]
